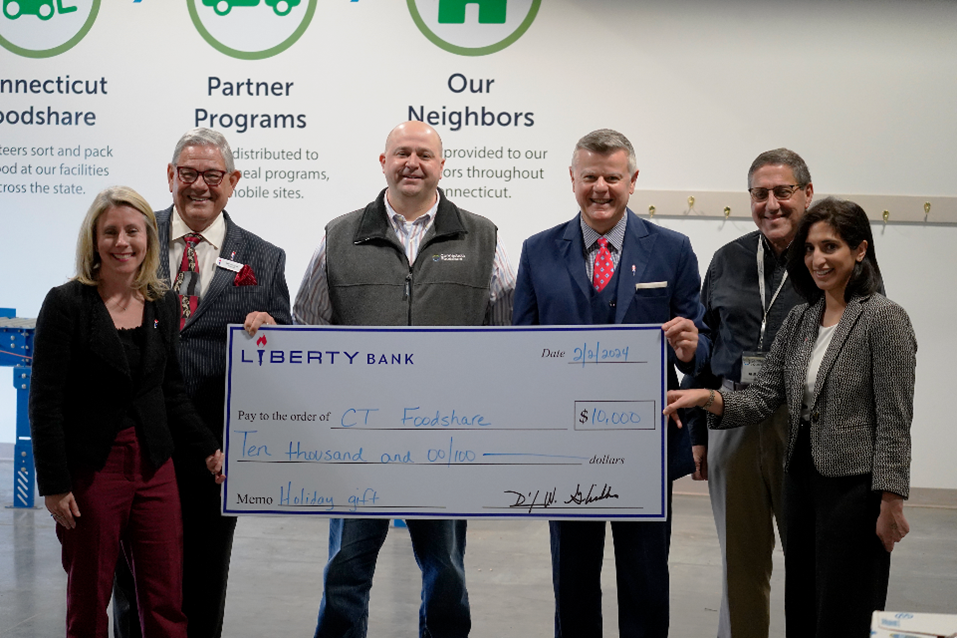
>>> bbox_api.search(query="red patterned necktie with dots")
[592,237,614,292]
[174,233,203,330]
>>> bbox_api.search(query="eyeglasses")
[748,184,805,203]
[176,166,227,186]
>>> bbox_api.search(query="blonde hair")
[74,186,167,301]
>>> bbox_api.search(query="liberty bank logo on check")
[242,333,415,367]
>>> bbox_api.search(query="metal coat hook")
[687,195,695,212]
[723,206,731,219]
[924,201,931,222]
[648,205,656,218]
[882,209,890,225]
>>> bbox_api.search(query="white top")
[801,322,838,420]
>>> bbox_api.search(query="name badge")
[216,257,243,273]
[741,350,766,384]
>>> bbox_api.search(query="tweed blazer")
[156,206,292,445]
[28,280,219,496]
[713,293,916,497]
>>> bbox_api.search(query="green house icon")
[437,0,506,24]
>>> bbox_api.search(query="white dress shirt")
[168,210,227,299]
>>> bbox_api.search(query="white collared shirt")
[168,209,226,298]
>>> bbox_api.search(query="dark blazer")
[715,293,916,498]
[28,280,219,496]
[156,206,292,445]
[512,209,711,479]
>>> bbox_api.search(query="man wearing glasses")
[114,127,292,638]
[688,148,813,638]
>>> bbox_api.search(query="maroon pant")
[57,427,186,638]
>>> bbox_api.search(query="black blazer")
[29,280,219,496]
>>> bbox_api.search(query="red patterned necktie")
[592,237,614,292]
[174,233,203,330]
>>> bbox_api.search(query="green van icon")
[4,0,76,20]
[202,0,299,17]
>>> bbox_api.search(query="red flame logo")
[257,335,267,347]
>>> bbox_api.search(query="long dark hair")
[787,197,883,303]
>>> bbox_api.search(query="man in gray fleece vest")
[293,121,515,638]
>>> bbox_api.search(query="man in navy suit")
[114,128,292,638]
[512,129,710,638]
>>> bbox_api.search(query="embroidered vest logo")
[433,253,466,262]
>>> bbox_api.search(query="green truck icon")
[202,0,300,17]
[3,0,76,20]
[438,0,507,24]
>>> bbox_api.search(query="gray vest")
[326,189,497,326]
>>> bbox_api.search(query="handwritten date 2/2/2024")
[504,483,620,514]
[571,342,630,367]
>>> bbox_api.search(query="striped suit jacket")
[713,293,916,498]
[156,206,292,445]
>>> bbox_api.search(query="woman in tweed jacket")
[666,198,916,638]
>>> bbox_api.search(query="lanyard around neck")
[756,238,789,350]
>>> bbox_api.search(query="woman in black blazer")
[666,198,917,638]
[30,186,224,638]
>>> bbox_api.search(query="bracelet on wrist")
[702,389,716,411]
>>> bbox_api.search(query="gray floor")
[2,461,954,637]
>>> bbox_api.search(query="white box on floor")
[871,611,957,637]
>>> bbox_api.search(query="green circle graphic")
[0,0,100,59]
[408,0,540,57]
[188,0,316,60]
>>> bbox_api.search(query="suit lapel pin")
[154,319,159,329]
[631,265,635,276]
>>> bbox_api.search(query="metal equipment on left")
[1,308,37,509]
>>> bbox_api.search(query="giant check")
[222,325,668,520]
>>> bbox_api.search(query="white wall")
[1,0,953,488]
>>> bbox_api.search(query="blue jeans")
[314,518,470,638]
